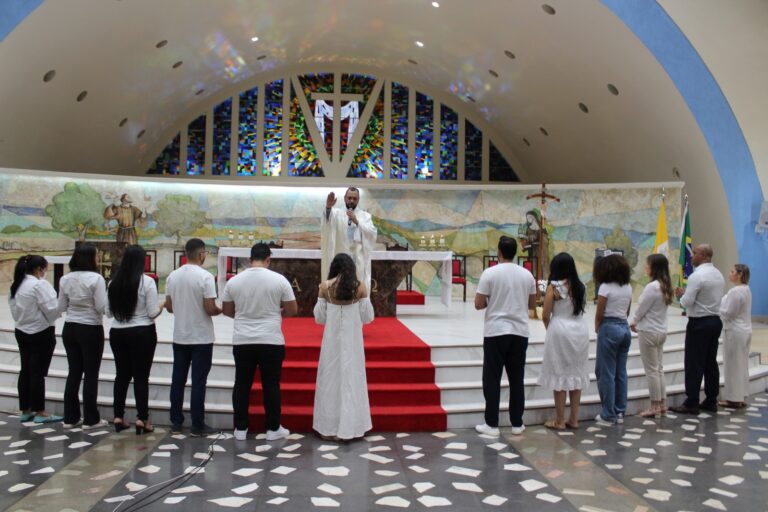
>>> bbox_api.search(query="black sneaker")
[170,424,183,435]
[190,424,221,437]
[669,404,700,415]
[699,402,718,413]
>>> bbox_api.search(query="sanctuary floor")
[1,394,767,512]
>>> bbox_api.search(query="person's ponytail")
[10,255,47,298]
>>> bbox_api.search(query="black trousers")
[110,325,158,421]
[62,322,105,425]
[232,344,285,432]
[482,334,528,428]
[15,327,56,413]
[683,316,723,408]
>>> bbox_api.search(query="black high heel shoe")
[135,419,155,435]
[114,419,130,433]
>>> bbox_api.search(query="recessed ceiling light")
[250,36,259,42]
[155,40,168,49]
[542,4,556,15]
[504,50,516,60]
[488,69,499,78]
[540,127,549,136]
[415,41,424,47]
[195,89,205,96]
[607,83,619,95]
[523,138,531,147]
[431,1,440,7]
[119,118,128,127]
[137,129,146,139]
[43,70,56,82]
[257,54,267,60]
[172,61,183,69]
[578,102,589,113]
[76,91,88,102]
[408,58,418,65]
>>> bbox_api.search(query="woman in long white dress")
[313,253,375,441]
[537,253,590,430]
[719,264,752,409]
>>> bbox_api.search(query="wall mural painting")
[0,172,681,301]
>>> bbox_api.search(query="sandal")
[564,421,579,430]
[544,419,565,430]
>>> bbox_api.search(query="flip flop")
[564,421,579,430]
[544,419,565,430]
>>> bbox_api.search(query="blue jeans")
[595,318,631,422]
[170,343,213,428]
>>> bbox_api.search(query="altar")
[216,248,452,317]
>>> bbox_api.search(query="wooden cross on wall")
[525,183,560,285]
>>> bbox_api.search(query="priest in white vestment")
[320,187,377,296]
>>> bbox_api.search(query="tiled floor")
[2,393,767,511]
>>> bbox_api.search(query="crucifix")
[522,183,560,287]
[310,86,363,163]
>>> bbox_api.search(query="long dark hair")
[108,245,146,322]
[69,244,98,272]
[10,255,48,298]
[548,252,586,316]
[327,253,359,301]
[647,253,673,305]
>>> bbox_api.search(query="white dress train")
[313,295,375,439]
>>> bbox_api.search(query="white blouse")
[719,284,751,333]
[9,275,60,334]
[631,280,668,334]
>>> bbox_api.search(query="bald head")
[693,243,713,266]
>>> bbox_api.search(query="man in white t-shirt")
[165,238,222,437]
[222,243,297,441]
[474,236,536,437]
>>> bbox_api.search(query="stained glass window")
[489,141,519,182]
[415,92,433,180]
[348,88,384,179]
[465,119,482,181]
[212,98,231,176]
[298,73,334,159]
[340,74,375,160]
[289,83,323,177]
[263,79,283,176]
[238,86,258,176]
[187,114,206,175]
[440,104,458,180]
[146,133,180,175]
[390,82,408,180]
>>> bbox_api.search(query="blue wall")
[603,0,768,315]
[0,0,44,42]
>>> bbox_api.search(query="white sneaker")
[595,414,615,427]
[233,428,248,441]
[63,420,82,429]
[82,419,108,430]
[510,425,526,435]
[475,423,500,437]
[616,413,625,424]
[266,425,290,441]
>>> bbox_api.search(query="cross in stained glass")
[311,89,363,163]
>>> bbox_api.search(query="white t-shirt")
[9,275,60,335]
[165,264,217,344]
[58,271,106,325]
[109,275,161,329]
[598,282,632,319]
[476,262,536,338]
[222,267,296,345]
[630,280,668,334]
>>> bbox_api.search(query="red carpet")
[248,317,447,432]
[396,290,425,305]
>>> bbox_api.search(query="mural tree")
[604,225,639,272]
[154,194,207,245]
[45,182,107,241]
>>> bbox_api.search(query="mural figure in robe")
[519,208,549,280]
[103,193,147,246]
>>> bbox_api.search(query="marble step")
[445,364,768,429]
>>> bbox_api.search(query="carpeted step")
[396,290,425,305]
[277,360,436,383]
[284,342,431,362]
[248,404,447,433]
[249,382,441,407]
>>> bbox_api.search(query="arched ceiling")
[0,0,712,185]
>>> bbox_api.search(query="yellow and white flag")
[653,199,669,256]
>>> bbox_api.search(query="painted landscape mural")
[0,172,682,299]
